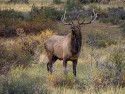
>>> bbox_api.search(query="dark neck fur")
[71,31,82,54]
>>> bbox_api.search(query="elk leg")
[73,60,77,77]
[63,59,68,74]
[47,62,50,72]
[47,53,53,73]
[49,56,57,74]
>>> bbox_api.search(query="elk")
[44,9,97,76]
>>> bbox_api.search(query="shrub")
[92,62,116,90]
[47,73,85,90]
[92,48,125,89]
[0,7,57,37]
[30,4,40,19]
[53,0,62,4]
[0,29,55,75]
[80,0,110,3]
[66,0,82,11]
[30,5,63,21]
[43,7,63,21]
[0,9,24,19]
[80,0,91,4]
[87,30,116,48]
[2,67,50,94]
[120,22,125,36]
[90,6,125,24]
[8,0,29,4]
[0,43,32,75]
[110,50,125,85]
[66,0,74,11]
[0,9,24,37]
[98,7,125,24]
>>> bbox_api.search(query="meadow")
[1,0,125,94]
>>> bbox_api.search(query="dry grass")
[1,1,125,93]
[0,3,47,12]
[1,0,125,12]
[0,0,65,12]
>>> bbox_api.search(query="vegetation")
[1,0,125,94]
[6,0,29,4]
[53,0,62,4]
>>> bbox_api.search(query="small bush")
[0,7,57,37]
[47,73,85,90]
[98,7,125,24]
[93,61,116,89]
[48,74,75,88]
[120,22,125,36]
[66,0,74,11]
[0,9,24,19]
[66,0,82,11]
[2,67,50,94]
[0,9,24,37]
[53,0,62,4]
[92,48,125,89]
[0,43,32,75]
[0,29,55,74]
[43,7,63,21]
[87,30,116,48]
[80,0,91,4]
[8,0,29,4]
[110,50,125,85]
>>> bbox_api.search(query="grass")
[1,0,125,93]
[0,56,125,94]
[0,0,53,12]
[1,21,125,93]
[1,0,125,12]
[0,20,125,93]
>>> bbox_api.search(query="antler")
[77,9,97,25]
[61,10,74,25]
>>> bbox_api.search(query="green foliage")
[80,0,110,3]
[8,0,29,4]
[0,9,24,37]
[66,0,82,11]
[48,73,85,90]
[0,40,33,73]
[87,30,116,48]
[66,0,74,11]
[120,22,125,36]
[1,67,50,94]
[97,39,116,48]
[0,9,24,19]
[92,49,125,89]
[90,6,125,25]
[110,50,125,85]
[43,7,63,21]
[53,0,62,4]
[0,6,57,37]
[98,7,125,25]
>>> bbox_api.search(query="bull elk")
[44,9,97,76]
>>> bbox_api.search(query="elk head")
[61,9,98,35]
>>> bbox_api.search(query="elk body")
[44,10,97,76]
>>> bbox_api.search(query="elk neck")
[70,29,82,55]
